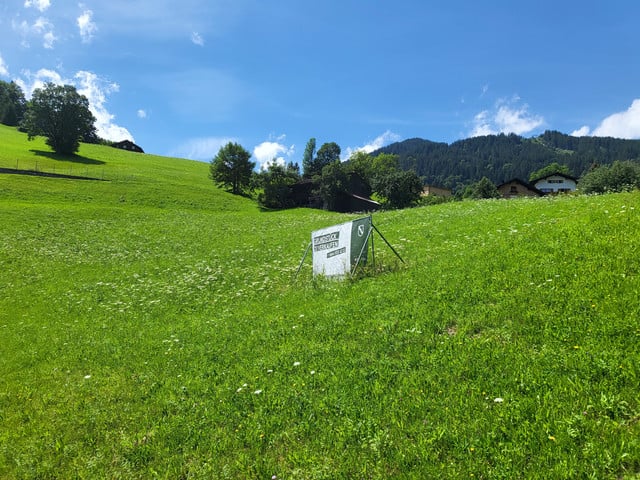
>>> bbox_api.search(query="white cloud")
[77,10,97,43]
[13,16,57,49]
[471,98,544,137]
[253,138,295,170]
[0,54,8,77]
[494,103,544,134]
[591,99,640,139]
[569,100,640,139]
[470,111,494,137]
[24,0,51,12]
[191,32,204,46]
[137,109,147,119]
[74,71,133,142]
[17,69,133,142]
[343,130,402,159]
[42,30,57,49]
[570,126,590,137]
[16,68,67,97]
[170,137,237,161]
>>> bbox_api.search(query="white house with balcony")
[531,172,578,194]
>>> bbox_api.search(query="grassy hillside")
[1,124,639,479]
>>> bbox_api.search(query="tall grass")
[1,124,639,478]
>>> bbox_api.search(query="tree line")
[1,80,97,155]
[5,79,639,205]
[209,139,424,211]
[211,138,640,208]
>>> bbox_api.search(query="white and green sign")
[311,216,372,277]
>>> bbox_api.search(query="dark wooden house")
[112,140,144,153]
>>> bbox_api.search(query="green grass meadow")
[1,124,639,478]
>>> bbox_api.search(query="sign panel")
[312,216,371,277]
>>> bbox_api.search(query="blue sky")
[1,1,639,169]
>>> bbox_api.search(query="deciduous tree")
[318,160,349,211]
[0,80,26,126]
[309,142,341,178]
[529,162,572,182]
[462,177,501,199]
[257,162,300,209]
[578,160,640,194]
[372,169,423,209]
[209,142,256,195]
[22,83,96,155]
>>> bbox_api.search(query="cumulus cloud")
[16,68,66,97]
[591,99,640,139]
[74,71,133,142]
[17,69,133,142]
[570,125,591,137]
[0,54,8,77]
[137,109,147,119]
[191,32,204,46]
[24,0,50,12]
[343,130,402,159]
[570,100,640,139]
[77,10,97,43]
[470,98,544,137]
[253,137,295,170]
[170,137,238,161]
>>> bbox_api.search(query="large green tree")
[209,142,256,195]
[257,162,300,209]
[529,162,572,182]
[318,160,349,211]
[462,177,501,199]
[308,142,341,178]
[371,153,401,179]
[22,83,96,155]
[372,169,423,209]
[578,160,640,194]
[0,80,26,126]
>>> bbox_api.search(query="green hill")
[372,130,640,188]
[1,124,639,479]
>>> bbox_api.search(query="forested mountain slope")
[372,131,640,188]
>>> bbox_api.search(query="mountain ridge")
[371,130,640,188]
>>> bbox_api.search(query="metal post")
[293,242,312,281]
[372,223,405,264]
[351,226,374,276]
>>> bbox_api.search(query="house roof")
[348,193,381,206]
[112,139,145,153]
[530,172,578,183]
[498,178,545,195]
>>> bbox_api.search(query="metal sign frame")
[294,216,404,280]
